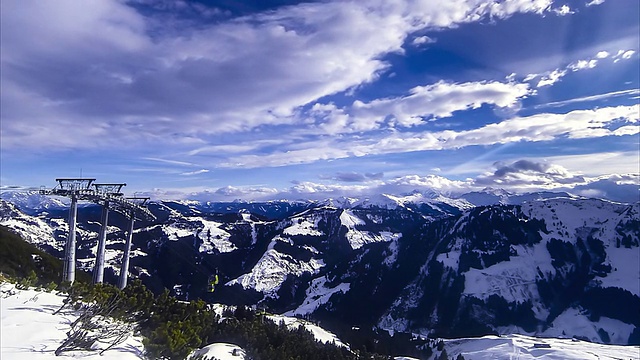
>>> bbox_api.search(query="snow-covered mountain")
[0,283,146,359]
[323,198,639,345]
[1,190,638,347]
[457,187,581,206]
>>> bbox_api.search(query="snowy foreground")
[2,283,638,360]
[0,283,146,359]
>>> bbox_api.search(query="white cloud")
[527,48,634,89]
[180,169,210,176]
[143,157,198,167]
[313,80,531,133]
[586,0,606,6]
[1,0,555,152]
[412,35,436,46]
[621,50,636,59]
[535,89,640,109]
[474,159,586,189]
[553,5,574,16]
[611,49,637,63]
[156,166,637,203]
[544,152,640,177]
[569,174,639,203]
[382,174,470,193]
[536,69,567,87]
[218,105,639,168]
[568,59,598,71]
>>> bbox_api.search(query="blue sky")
[1,0,638,202]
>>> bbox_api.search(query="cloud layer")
[143,159,638,204]
[1,0,638,202]
[1,0,553,151]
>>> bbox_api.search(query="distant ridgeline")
[1,192,639,347]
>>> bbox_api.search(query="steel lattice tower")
[40,179,155,286]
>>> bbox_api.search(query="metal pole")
[63,194,78,284]
[92,201,109,284]
[118,213,135,289]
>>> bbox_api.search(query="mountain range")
[1,188,638,347]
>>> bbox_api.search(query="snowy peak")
[458,188,582,207]
[0,190,68,214]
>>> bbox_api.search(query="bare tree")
[55,293,136,356]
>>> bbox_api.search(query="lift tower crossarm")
[93,183,127,197]
[126,197,150,206]
[55,178,96,190]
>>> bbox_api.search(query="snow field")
[227,236,325,294]
[266,314,349,348]
[340,209,402,249]
[285,276,350,316]
[0,283,145,359]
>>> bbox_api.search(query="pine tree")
[438,348,449,360]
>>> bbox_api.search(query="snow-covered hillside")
[227,235,326,294]
[0,283,145,359]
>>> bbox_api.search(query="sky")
[1,0,639,202]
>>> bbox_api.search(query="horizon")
[1,183,637,204]
[1,0,638,202]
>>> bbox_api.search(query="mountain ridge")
[0,190,638,346]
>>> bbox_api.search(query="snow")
[227,236,325,294]
[340,209,402,249]
[353,192,474,212]
[284,276,350,316]
[596,245,640,295]
[189,343,246,360]
[436,249,461,269]
[162,224,195,240]
[283,215,324,236]
[0,217,59,250]
[345,229,402,250]
[158,218,237,253]
[383,237,401,266]
[2,283,638,360]
[0,283,145,359]
[522,198,626,245]
[339,209,366,227]
[522,198,640,295]
[196,219,236,254]
[539,308,637,345]
[444,334,640,360]
[458,198,639,319]
[462,241,554,319]
[266,314,349,348]
[353,194,402,209]
[0,191,69,212]
[243,214,258,245]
